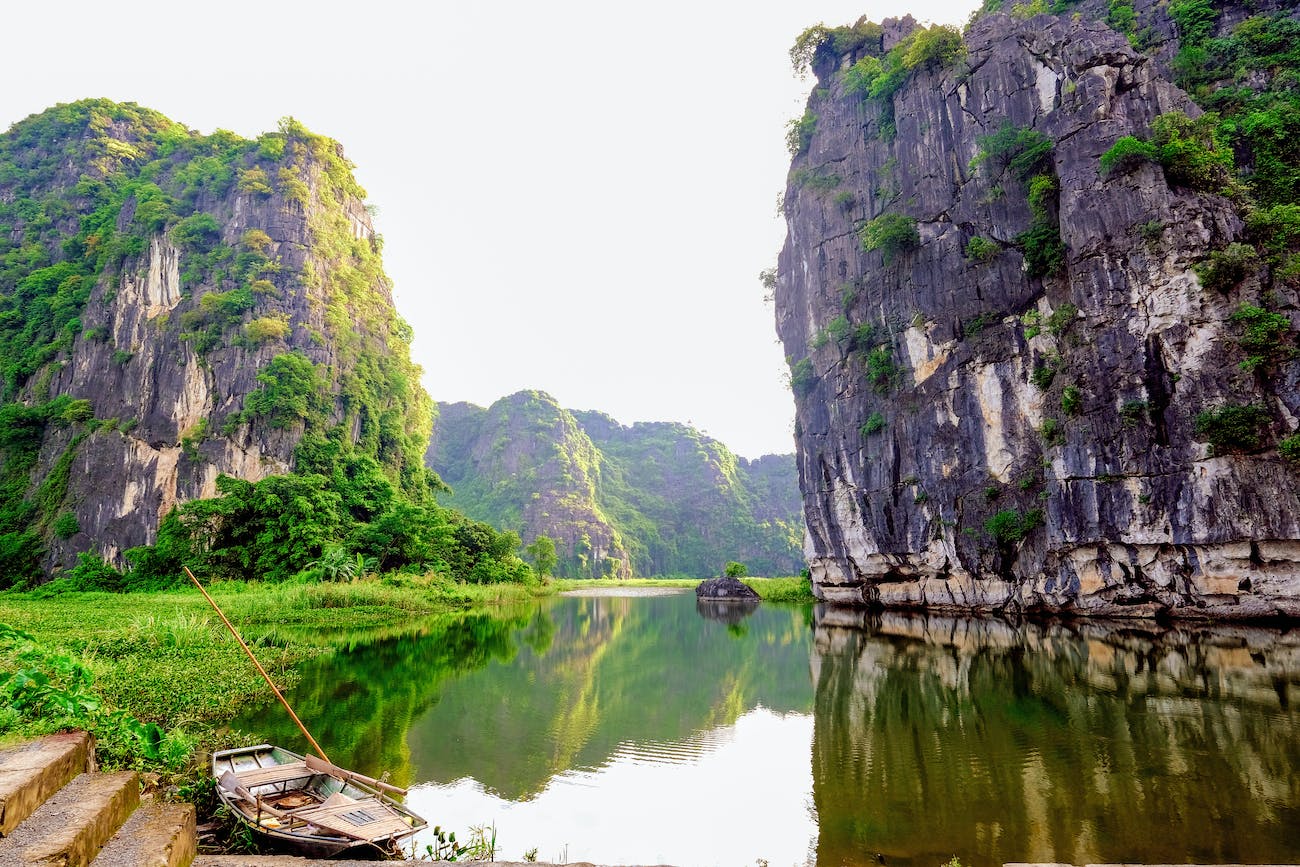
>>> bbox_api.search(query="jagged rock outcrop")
[0,101,432,579]
[776,3,1300,617]
[426,390,805,577]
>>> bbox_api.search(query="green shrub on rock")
[860,213,919,265]
[1194,403,1269,454]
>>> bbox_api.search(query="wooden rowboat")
[213,744,427,858]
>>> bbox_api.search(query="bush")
[1017,221,1066,278]
[841,24,963,105]
[724,561,747,578]
[984,508,1044,544]
[972,124,1054,181]
[1246,204,1300,265]
[1040,417,1065,446]
[52,513,79,539]
[824,315,852,348]
[865,345,899,392]
[786,111,817,157]
[1281,434,1300,462]
[1047,302,1078,335]
[1031,358,1057,390]
[245,315,291,345]
[860,213,919,264]
[1195,243,1258,293]
[902,25,964,70]
[1120,399,1149,428]
[65,552,125,591]
[1150,111,1235,191]
[1108,0,1137,36]
[963,312,999,336]
[238,352,324,429]
[1230,303,1294,370]
[1100,135,1158,175]
[1061,385,1082,415]
[860,411,886,436]
[965,236,998,262]
[237,168,274,197]
[1194,403,1269,454]
[169,214,221,252]
[790,357,816,396]
[240,228,273,253]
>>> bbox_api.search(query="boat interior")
[214,745,416,845]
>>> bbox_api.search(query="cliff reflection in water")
[240,593,813,800]
[811,607,1300,867]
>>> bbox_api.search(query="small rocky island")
[696,575,761,601]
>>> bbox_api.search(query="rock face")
[775,3,1300,617]
[426,390,805,578]
[0,101,431,579]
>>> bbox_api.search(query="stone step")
[195,859,609,867]
[91,800,195,867]
[0,730,94,835]
[0,770,139,867]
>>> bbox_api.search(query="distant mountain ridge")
[426,390,804,578]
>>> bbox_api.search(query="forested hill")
[426,390,805,578]
[0,100,527,587]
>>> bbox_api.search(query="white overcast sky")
[4,0,977,458]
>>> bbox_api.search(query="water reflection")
[237,594,1300,867]
[696,597,761,625]
[239,594,813,799]
[811,607,1300,867]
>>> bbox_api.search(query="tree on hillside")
[527,534,558,577]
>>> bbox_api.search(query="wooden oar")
[183,565,331,764]
[304,753,408,796]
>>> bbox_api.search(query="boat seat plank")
[293,796,411,840]
[232,761,311,787]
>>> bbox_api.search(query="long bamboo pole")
[183,566,331,763]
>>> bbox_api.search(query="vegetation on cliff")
[0,100,529,590]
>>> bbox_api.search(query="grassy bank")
[0,575,541,772]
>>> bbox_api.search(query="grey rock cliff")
[775,5,1300,617]
[0,103,428,577]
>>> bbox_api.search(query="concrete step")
[92,800,195,867]
[0,731,94,835]
[0,770,139,867]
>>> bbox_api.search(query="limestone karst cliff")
[0,100,435,580]
[776,1,1300,616]
[426,390,805,578]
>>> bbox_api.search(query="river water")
[236,590,1300,866]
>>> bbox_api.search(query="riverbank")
[0,573,812,776]
[0,576,545,771]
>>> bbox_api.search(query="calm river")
[237,590,1300,866]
